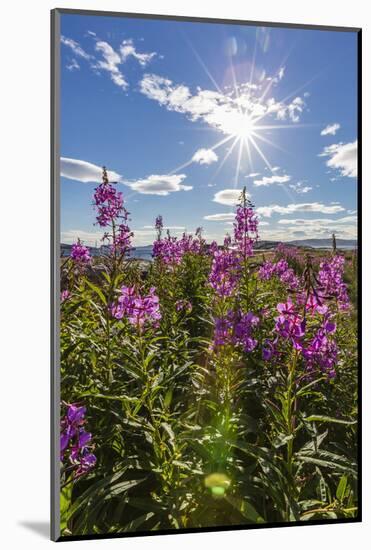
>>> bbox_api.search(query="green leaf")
[304,415,357,425]
[85,279,107,305]
[336,475,349,501]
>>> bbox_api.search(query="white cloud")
[289,182,313,194]
[278,215,356,226]
[268,96,305,123]
[94,41,128,90]
[256,202,345,218]
[61,157,121,183]
[192,148,218,165]
[213,189,250,206]
[61,157,192,197]
[120,39,156,66]
[245,172,260,178]
[204,213,235,222]
[254,174,290,187]
[142,225,186,230]
[321,123,340,136]
[61,35,91,60]
[66,59,80,71]
[125,174,192,196]
[61,229,104,246]
[320,141,357,178]
[140,73,307,135]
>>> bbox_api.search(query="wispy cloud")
[142,225,186,230]
[278,215,356,226]
[61,157,121,183]
[319,141,357,178]
[61,35,91,60]
[120,39,156,66]
[192,148,218,165]
[61,35,158,91]
[289,181,313,194]
[66,59,80,71]
[61,229,104,246]
[256,202,345,217]
[124,174,192,196]
[94,41,129,90]
[321,123,340,136]
[245,172,260,178]
[213,189,249,206]
[204,213,235,222]
[253,174,290,186]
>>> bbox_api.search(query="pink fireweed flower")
[209,248,241,297]
[317,255,349,309]
[61,289,70,302]
[258,258,299,290]
[112,223,133,255]
[275,299,306,350]
[234,311,260,352]
[304,293,328,315]
[175,299,193,314]
[302,318,338,378]
[233,204,259,258]
[212,309,259,352]
[94,185,124,227]
[71,241,91,264]
[153,231,204,265]
[60,403,96,479]
[112,286,161,329]
[93,167,124,227]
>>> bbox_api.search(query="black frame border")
[51,7,362,542]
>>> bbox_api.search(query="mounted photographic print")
[51,8,361,541]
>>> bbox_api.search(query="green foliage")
[60,248,358,536]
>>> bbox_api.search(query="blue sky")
[60,13,358,246]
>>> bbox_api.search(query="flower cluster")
[93,180,124,228]
[60,404,96,478]
[303,324,338,379]
[112,222,134,256]
[317,255,349,308]
[262,294,339,379]
[233,203,259,258]
[111,286,161,329]
[209,248,241,297]
[274,298,306,351]
[259,258,299,290]
[212,309,259,352]
[71,241,91,265]
[153,232,203,265]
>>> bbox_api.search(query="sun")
[229,113,256,140]
[216,111,257,141]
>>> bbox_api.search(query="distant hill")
[60,238,357,259]
[287,238,357,249]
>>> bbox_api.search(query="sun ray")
[207,137,240,185]
[168,134,235,175]
[249,134,274,172]
[251,130,289,155]
[234,138,244,188]
[243,136,253,172]
[182,32,223,94]
[249,28,258,86]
